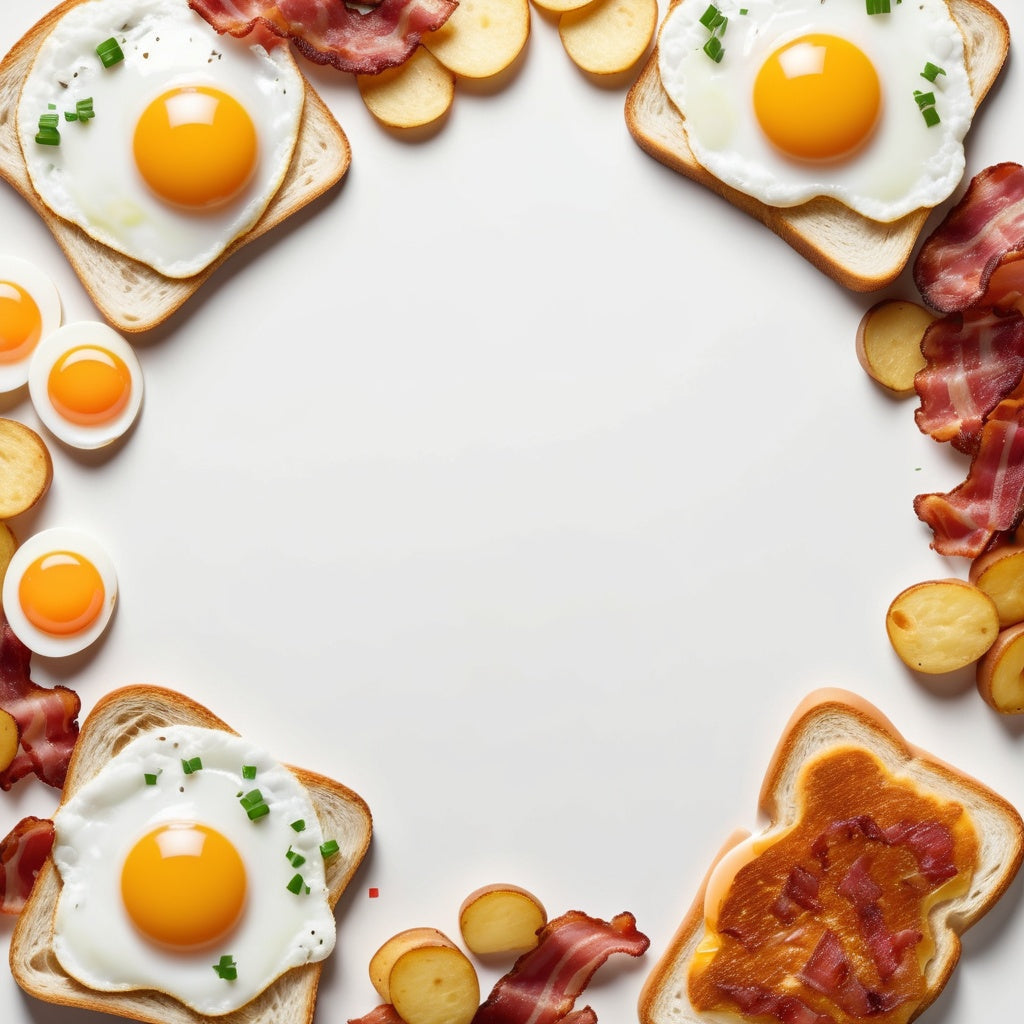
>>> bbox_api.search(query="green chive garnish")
[96,37,124,67]
[242,765,257,780]
[240,789,270,820]
[914,90,936,108]
[290,819,306,833]
[921,62,946,82]
[703,36,724,62]
[286,873,308,895]
[320,839,340,859]
[286,846,306,868]
[36,109,60,146]
[699,4,721,28]
[144,772,159,785]
[75,97,95,120]
[866,0,891,13]
[921,106,941,127]
[213,955,237,981]
[182,756,203,774]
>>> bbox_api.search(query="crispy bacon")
[0,611,80,790]
[472,911,649,1024]
[0,816,54,915]
[798,929,903,1017]
[188,0,458,75]
[772,864,823,923]
[718,983,835,1024]
[348,1007,405,1024]
[914,163,1024,313]
[915,397,1024,557]
[914,308,1024,454]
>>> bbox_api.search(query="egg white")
[28,321,144,450]
[1,526,117,658]
[0,255,61,393]
[658,0,973,222]
[52,725,337,1016]
[17,0,305,278]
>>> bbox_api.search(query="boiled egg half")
[0,255,61,393]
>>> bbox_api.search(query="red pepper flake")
[368,887,379,898]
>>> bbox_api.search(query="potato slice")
[969,543,1024,628]
[0,708,19,774]
[855,300,933,396]
[359,47,455,129]
[558,0,657,76]
[1,521,15,587]
[531,0,592,12]
[423,0,530,79]
[370,928,451,1002]
[0,418,53,519]
[977,622,1024,714]
[459,883,547,955]
[886,578,999,674]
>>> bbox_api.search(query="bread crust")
[637,687,1024,1024]
[624,0,1010,292]
[0,0,351,333]
[9,684,373,1024]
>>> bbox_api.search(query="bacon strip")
[914,398,1024,557]
[348,1007,405,1024]
[915,308,1024,454]
[188,0,458,75]
[772,864,823,923]
[0,816,54,915]
[914,163,1024,313]
[0,611,80,790]
[472,911,650,1024]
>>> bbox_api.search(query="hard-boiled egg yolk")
[133,86,258,209]
[121,823,247,949]
[753,34,881,163]
[0,280,42,363]
[18,551,105,636]
[47,345,132,426]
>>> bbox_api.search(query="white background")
[2,2,1023,1024]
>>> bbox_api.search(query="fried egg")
[28,321,143,449]
[52,725,337,1015]
[0,255,61,393]
[658,0,973,222]
[17,0,305,278]
[1,527,117,657]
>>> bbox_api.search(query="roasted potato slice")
[459,883,547,955]
[531,0,592,12]
[855,300,933,396]
[0,708,19,774]
[886,578,999,674]
[0,418,52,519]
[969,542,1024,628]
[558,0,657,75]
[423,0,530,78]
[977,622,1024,714]
[358,47,455,129]
[1,522,15,587]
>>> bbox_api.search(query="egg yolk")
[121,823,247,949]
[133,86,258,209]
[18,551,105,636]
[47,345,132,426]
[753,34,881,162]
[0,280,42,363]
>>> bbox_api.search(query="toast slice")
[9,684,373,1024]
[0,0,351,333]
[638,687,1024,1024]
[625,0,1010,292]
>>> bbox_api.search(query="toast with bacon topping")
[9,684,372,1024]
[638,688,1024,1024]
[625,0,1009,292]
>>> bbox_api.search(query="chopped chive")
[239,789,264,809]
[286,846,306,868]
[699,4,721,28]
[181,756,203,774]
[96,37,124,67]
[866,0,891,13]
[921,62,946,82]
[739,6,748,12]
[212,955,237,981]
[240,788,270,820]
[290,819,306,833]
[246,802,270,820]
[75,97,95,120]
[144,771,159,785]
[35,110,60,146]
[64,111,78,122]
[242,765,257,780]
[913,90,936,108]
[703,36,725,62]
[286,873,308,895]
[921,106,941,127]
[320,839,340,859]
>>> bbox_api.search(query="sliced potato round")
[423,0,530,79]
[0,418,52,519]
[390,942,479,1024]
[558,0,657,76]
[969,543,1024,628]
[531,0,592,11]
[855,300,933,396]
[369,928,460,1003]
[359,47,455,129]
[886,578,999,674]
[0,707,19,774]
[459,883,547,955]
[977,622,1024,714]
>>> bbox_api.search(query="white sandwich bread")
[638,688,1024,1024]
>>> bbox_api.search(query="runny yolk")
[133,86,258,209]
[753,33,881,163]
[47,345,132,426]
[121,823,247,949]
[0,280,43,364]
[18,551,105,636]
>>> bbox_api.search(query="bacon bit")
[0,610,81,790]
[915,397,1024,557]
[472,910,650,1024]
[0,816,54,915]
[798,929,904,1017]
[717,983,834,1024]
[914,163,1024,313]
[772,864,823,923]
[188,0,458,76]
[915,308,1024,455]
